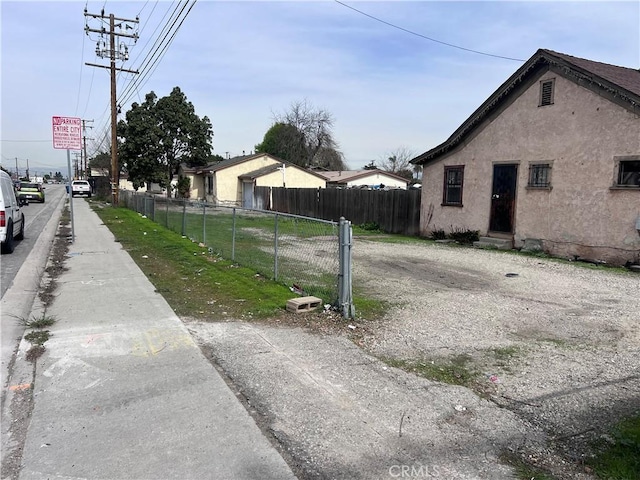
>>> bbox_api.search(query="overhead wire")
[333,0,525,62]
[119,0,197,106]
[118,1,192,106]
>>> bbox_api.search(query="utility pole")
[26,159,30,181]
[73,152,82,179]
[84,9,138,204]
[14,158,18,181]
[82,119,94,179]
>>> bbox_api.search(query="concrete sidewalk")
[13,199,295,479]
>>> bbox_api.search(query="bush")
[359,222,380,232]
[429,228,447,240]
[448,227,479,245]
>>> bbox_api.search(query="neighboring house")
[192,153,327,207]
[411,48,640,266]
[319,169,409,190]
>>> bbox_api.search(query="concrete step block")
[286,296,323,313]
[473,237,512,250]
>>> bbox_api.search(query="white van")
[1,170,25,253]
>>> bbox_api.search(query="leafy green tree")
[118,87,213,194]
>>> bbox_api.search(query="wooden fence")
[255,187,421,236]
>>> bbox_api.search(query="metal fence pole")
[152,195,156,222]
[165,197,169,228]
[202,202,206,244]
[181,199,187,236]
[231,207,236,262]
[338,217,355,318]
[274,213,279,281]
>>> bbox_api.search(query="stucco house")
[184,153,327,207]
[412,48,640,266]
[319,169,409,190]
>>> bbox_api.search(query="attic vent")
[539,79,555,106]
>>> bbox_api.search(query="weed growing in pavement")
[24,330,50,346]
[16,313,57,329]
[589,415,640,479]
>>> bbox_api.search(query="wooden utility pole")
[84,9,138,204]
[82,119,94,178]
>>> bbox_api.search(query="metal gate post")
[181,199,187,236]
[274,213,279,281]
[202,202,206,244]
[338,217,355,318]
[231,207,237,262]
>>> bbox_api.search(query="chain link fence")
[119,191,354,317]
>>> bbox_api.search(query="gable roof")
[237,162,327,181]
[412,49,640,166]
[318,169,409,184]
[196,153,282,174]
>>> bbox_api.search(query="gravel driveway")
[189,238,640,479]
[354,239,640,470]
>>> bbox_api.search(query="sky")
[1,0,639,178]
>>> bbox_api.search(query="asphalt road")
[1,184,66,298]
[1,184,65,392]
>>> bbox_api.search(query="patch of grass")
[539,337,569,347]
[589,415,640,480]
[383,354,477,387]
[24,330,51,346]
[95,206,320,319]
[500,451,557,480]
[492,345,522,363]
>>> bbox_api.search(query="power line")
[333,0,525,62]
[118,1,193,106]
[119,0,197,106]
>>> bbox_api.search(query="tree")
[176,175,191,199]
[118,87,213,194]
[380,146,419,181]
[255,99,346,170]
[88,151,112,177]
[363,160,377,170]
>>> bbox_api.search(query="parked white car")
[71,180,92,197]
[0,170,25,253]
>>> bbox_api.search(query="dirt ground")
[188,238,640,479]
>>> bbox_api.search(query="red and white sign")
[52,116,82,150]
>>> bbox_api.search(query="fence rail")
[256,187,421,236]
[119,190,354,317]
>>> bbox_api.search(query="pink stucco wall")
[420,70,640,265]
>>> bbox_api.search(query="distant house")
[412,48,640,265]
[318,169,409,190]
[187,153,327,207]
